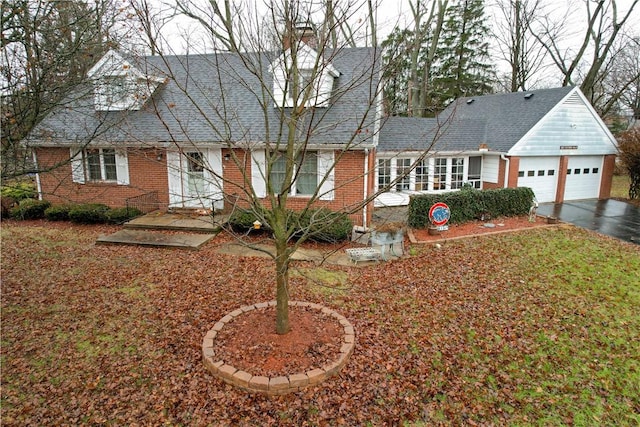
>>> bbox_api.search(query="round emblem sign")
[429,202,450,227]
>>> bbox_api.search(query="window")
[377,159,391,190]
[518,171,525,177]
[434,158,447,190]
[450,158,464,189]
[186,152,205,196]
[548,170,555,176]
[468,156,481,188]
[415,160,429,191]
[269,152,317,196]
[538,170,545,176]
[71,147,129,185]
[574,168,581,174]
[527,170,535,177]
[86,148,117,181]
[592,168,599,174]
[395,158,411,191]
[583,168,590,174]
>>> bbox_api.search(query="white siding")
[482,155,500,184]
[510,90,618,157]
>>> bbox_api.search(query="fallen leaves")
[1,220,639,425]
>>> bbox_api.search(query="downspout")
[500,154,510,188]
[32,150,43,200]
[363,148,369,228]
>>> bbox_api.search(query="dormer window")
[271,44,340,109]
[88,50,164,112]
[95,76,138,111]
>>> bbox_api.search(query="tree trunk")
[274,236,290,335]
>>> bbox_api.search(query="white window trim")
[376,155,481,193]
[250,149,334,200]
[70,147,129,185]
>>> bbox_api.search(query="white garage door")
[518,157,560,203]
[564,156,602,200]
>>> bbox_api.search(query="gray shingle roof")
[377,86,576,153]
[28,47,381,148]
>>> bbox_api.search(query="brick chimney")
[283,23,318,50]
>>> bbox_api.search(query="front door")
[167,148,224,210]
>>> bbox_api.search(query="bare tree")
[123,0,447,334]
[491,0,546,92]
[533,0,639,115]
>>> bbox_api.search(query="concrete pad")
[96,229,216,250]
[124,212,223,233]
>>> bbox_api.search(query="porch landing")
[123,211,226,233]
[96,211,227,249]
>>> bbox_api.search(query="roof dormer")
[87,50,165,111]
[270,42,340,109]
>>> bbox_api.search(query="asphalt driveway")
[537,199,640,245]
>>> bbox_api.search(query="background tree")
[618,129,640,199]
[532,0,639,117]
[381,0,447,117]
[0,0,142,179]
[491,0,546,92]
[432,0,494,107]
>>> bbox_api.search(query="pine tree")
[433,0,494,107]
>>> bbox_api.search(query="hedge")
[105,207,143,224]
[68,203,111,224]
[228,207,352,242]
[408,187,536,228]
[9,199,51,220]
[44,204,75,221]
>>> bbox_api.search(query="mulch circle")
[202,301,355,395]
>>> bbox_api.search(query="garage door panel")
[518,157,559,203]
[565,156,602,200]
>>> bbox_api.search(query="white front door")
[517,157,560,203]
[167,148,224,210]
[564,156,602,201]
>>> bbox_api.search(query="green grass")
[611,174,631,199]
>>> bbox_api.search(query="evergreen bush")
[68,203,110,224]
[44,204,75,221]
[408,187,535,228]
[9,199,51,220]
[105,207,143,224]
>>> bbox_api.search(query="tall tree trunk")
[275,237,291,334]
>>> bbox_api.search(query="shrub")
[408,187,535,228]
[228,207,352,242]
[1,182,37,202]
[105,207,143,224]
[68,203,110,224]
[44,204,75,221]
[9,199,51,220]
[300,208,353,243]
[228,207,269,231]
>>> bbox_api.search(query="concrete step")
[96,229,216,250]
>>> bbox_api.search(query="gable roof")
[378,86,582,154]
[27,47,381,148]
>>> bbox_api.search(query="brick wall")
[36,146,369,225]
[220,148,368,226]
[36,147,169,209]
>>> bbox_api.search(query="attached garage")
[518,157,560,203]
[564,156,603,201]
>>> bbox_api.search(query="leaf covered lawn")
[1,221,639,425]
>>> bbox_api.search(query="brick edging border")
[202,301,355,395]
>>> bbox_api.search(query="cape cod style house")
[28,42,618,226]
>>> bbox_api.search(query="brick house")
[28,45,618,225]
[28,43,382,227]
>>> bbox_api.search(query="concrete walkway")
[97,229,216,250]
